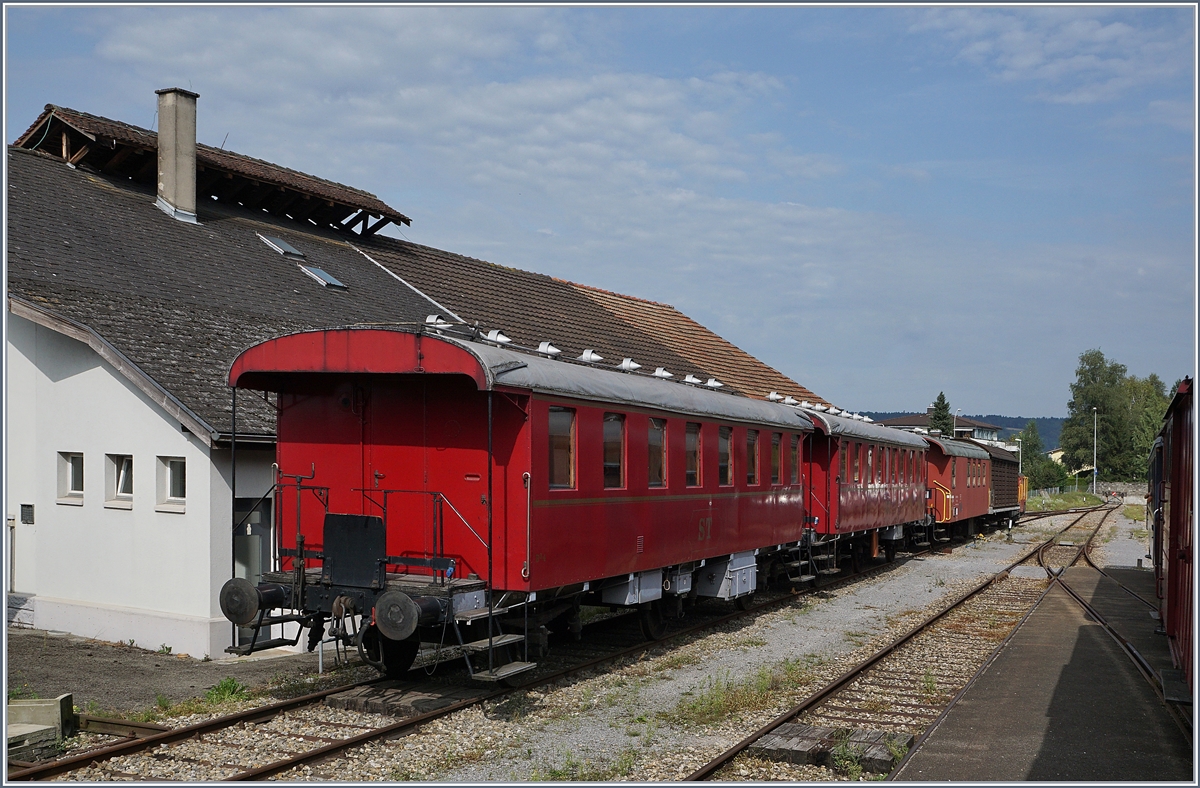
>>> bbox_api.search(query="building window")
[57,452,84,504]
[718,426,733,486]
[685,422,702,487]
[548,407,576,489]
[106,454,133,508]
[770,433,781,484]
[648,418,666,488]
[603,413,626,489]
[790,434,800,485]
[157,457,186,512]
[746,430,759,485]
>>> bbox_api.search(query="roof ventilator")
[618,358,642,372]
[537,342,562,358]
[652,367,673,379]
[683,374,703,385]
[484,330,512,345]
[425,314,455,333]
[783,396,799,406]
[577,349,604,363]
[767,392,784,401]
[705,378,724,389]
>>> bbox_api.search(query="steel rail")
[682,511,1093,782]
[13,526,1005,782]
[5,677,389,781]
[223,537,956,780]
[888,507,1112,780]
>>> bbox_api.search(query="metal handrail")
[521,472,531,579]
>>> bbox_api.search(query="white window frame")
[105,454,134,509]
[156,456,186,513]
[57,452,84,505]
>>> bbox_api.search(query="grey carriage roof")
[966,440,1019,463]
[923,436,992,459]
[445,336,815,432]
[801,410,930,449]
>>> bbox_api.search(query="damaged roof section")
[14,104,411,237]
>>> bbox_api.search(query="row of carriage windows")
[840,442,920,487]
[549,407,800,490]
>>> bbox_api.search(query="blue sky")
[5,5,1195,416]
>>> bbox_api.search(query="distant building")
[877,407,1003,442]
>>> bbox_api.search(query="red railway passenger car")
[922,437,992,539]
[802,412,928,564]
[222,326,822,678]
[1150,377,1193,694]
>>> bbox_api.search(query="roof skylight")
[258,233,305,258]
[299,265,347,290]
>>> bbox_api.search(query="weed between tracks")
[668,656,823,726]
[529,747,639,781]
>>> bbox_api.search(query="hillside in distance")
[862,413,1066,452]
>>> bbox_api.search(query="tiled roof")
[568,282,830,406]
[8,109,830,439]
[6,146,436,437]
[357,237,827,404]
[15,105,410,228]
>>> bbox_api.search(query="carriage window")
[719,426,733,486]
[952,458,957,489]
[909,451,916,483]
[686,423,702,486]
[603,413,626,489]
[771,433,781,484]
[839,444,847,483]
[790,434,799,484]
[747,430,760,485]
[867,446,873,485]
[891,448,898,484]
[648,418,666,488]
[852,442,861,484]
[877,446,884,483]
[548,407,576,489]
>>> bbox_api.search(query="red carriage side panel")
[527,397,811,591]
[923,438,990,524]
[1161,379,1193,691]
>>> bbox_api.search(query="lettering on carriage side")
[695,508,714,541]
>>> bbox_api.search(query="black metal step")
[225,638,293,656]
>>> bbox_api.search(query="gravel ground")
[1090,505,1152,569]
[5,630,348,714]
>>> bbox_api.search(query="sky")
[4,5,1196,417]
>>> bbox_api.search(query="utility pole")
[1092,407,1098,495]
[953,408,962,438]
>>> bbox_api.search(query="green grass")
[531,748,638,781]
[1123,505,1146,522]
[667,658,819,726]
[1025,491,1102,513]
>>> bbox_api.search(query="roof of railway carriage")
[229,326,817,432]
[7,103,831,441]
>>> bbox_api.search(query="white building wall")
[5,314,275,659]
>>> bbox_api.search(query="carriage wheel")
[735,593,756,612]
[639,600,668,641]
[884,541,897,564]
[360,624,420,678]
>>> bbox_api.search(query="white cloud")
[911,8,1192,104]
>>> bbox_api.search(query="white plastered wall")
[5,313,272,659]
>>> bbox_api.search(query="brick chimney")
[155,87,199,223]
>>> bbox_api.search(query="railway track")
[685,506,1115,781]
[10,527,985,782]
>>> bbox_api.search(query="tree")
[1015,421,1068,491]
[929,392,953,435]
[1060,349,1171,483]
